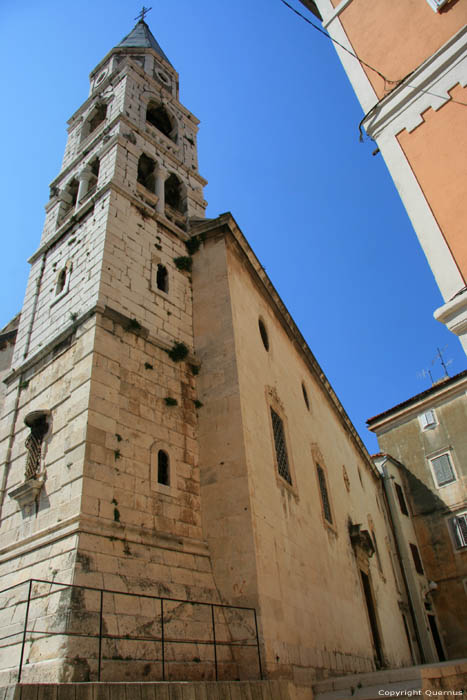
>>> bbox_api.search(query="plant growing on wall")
[174,256,192,272]
[167,341,189,362]
[164,397,178,406]
[185,235,202,255]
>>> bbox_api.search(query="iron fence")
[0,579,263,683]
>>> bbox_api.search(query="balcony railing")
[0,579,263,684]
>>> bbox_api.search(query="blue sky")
[1,0,464,452]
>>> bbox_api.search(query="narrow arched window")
[158,450,170,485]
[258,319,269,351]
[137,154,156,192]
[302,382,310,410]
[56,268,67,295]
[156,264,169,293]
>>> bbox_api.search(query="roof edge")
[367,368,467,427]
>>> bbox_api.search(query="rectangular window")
[395,483,409,516]
[317,464,333,524]
[409,543,424,575]
[420,409,436,430]
[450,513,467,550]
[270,408,292,485]
[430,453,456,487]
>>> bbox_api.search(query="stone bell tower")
[0,14,229,683]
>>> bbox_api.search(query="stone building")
[299,0,467,352]
[0,16,437,687]
[368,370,467,660]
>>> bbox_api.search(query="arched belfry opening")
[137,154,156,192]
[146,102,176,142]
[164,173,184,213]
[81,102,107,142]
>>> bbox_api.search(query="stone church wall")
[193,220,414,683]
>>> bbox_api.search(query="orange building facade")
[301,0,467,352]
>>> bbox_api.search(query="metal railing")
[0,579,263,683]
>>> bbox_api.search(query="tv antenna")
[417,367,434,385]
[432,345,452,379]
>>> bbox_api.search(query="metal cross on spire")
[135,6,152,22]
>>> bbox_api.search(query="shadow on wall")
[400,464,449,517]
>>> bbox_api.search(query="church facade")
[0,17,437,686]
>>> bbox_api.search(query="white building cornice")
[363,25,467,141]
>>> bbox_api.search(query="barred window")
[270,408,291,485]
[430,453,456,487]
[317,465,332,524]
[450,513,467,550]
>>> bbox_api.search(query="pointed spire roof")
[117,20,173,67]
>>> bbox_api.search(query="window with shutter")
[450,513,467,549]
[420,409,437,430]
[430,453,456,487]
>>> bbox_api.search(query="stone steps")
[0,680,299,700]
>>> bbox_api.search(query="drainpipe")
[379,459,426,664]
[0,252,47,521]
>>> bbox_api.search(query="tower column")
[77,165,93,203]
[155,166,167,214]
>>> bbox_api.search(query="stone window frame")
[266,388,297,495]
[448,511,467,551]
[427,448,458,489]
[150,441,178,497]
[50,260,73,306]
